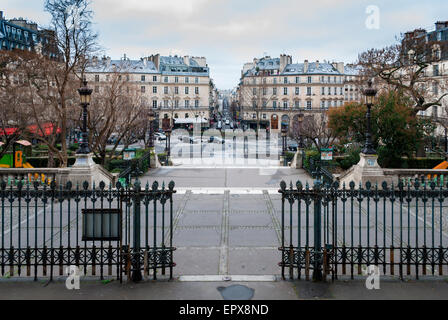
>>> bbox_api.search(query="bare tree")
[357,32,448,115]
[84,68,146,165]
[39,0,99,167]
[291,112,336,151]
[239,71,276,135]
[0,51,34,158]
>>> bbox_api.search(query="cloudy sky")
[3,0,448,89]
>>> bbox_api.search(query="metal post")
[132,180,142,282]
[313,181,323,281]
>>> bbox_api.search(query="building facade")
[237,54,361,131]
[85,54,216,129]
[0,11,58,58]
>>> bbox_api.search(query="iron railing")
[119,150,152,181]
[304,158,334,185]
[0,179,175,282]
[279,179,448,281]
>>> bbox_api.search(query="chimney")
[0,11,3,20]
[316,60,319,69]
[304,60,309,73]
[280,54,290,72]
[142,57,148,67]
[337,62,344,74]
[183,55,190,66]
[435,21,448,30]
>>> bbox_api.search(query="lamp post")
[362,80,378,155]
[281,126,288,166]
[77,79,93,155]
[298,113,305,149]
[148,111,155,149]
[165,128,172,166]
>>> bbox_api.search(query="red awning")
[0,123,61,137]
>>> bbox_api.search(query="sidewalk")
[1,277,448,300]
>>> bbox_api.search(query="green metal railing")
[0,179,175,282]
[279,179,448,281]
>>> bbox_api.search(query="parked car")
[209,136,225,144]
[155,133,167,141]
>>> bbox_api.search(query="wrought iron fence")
[279,179,448,281]
[0,178,175,282]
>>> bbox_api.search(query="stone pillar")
[67,153,114,187]
[340,153,391,186]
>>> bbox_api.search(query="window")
[141,86,146,93]
[283,101,288,109]
[434,65,440,77]
[262,114,267,119]
[263,87,267,95]
[175,100,179,108]
[284,77,288,84]
[307,76,312,84]
[273,101,277,109]
[195,100,199,108]
[164,76,168,83]
[433,82,439,95]
[295,87,300,95]
[175,87,179,94]
[273,88,277,95]
[106,75,110,81]
[175,77,179,83]
[153,76,157,82]
[321,101,326,109]
[163,100,169,108]
[95,75,100,82]
[185,87,189,94]
[283,87,288,95]
[328,87,331,95]
[295,77,300,84]
[334,87,337,95]
[195,77,199,84]
[306,101,312,110]
[273,78,277,84]
[152,100,158,108]
[153,86,157,94]
[164,87,168,94]
[295,100,300,108]
[141,75,146,82]
[94,86,99,93]
[321,87,325,95]
[185,100,190,108]
[253,88,257,95]
[195,87,199,95]
[185,77,189,83]
[307,87,312,96]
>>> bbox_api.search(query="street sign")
[123,148,136,160]
[321,148,333,161]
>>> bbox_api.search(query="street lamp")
[148,111,155,149]
[77,79,93,154]
[165,128,172,166]
[298,113,305,149]
[362,80,378,155]
[281,126,288,166]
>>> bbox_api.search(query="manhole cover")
[217,285,255,300]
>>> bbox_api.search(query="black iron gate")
[0,179,176,282]
[279,179,448,281]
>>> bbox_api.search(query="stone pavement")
[1,277,448,300]
[139,167,312,277]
